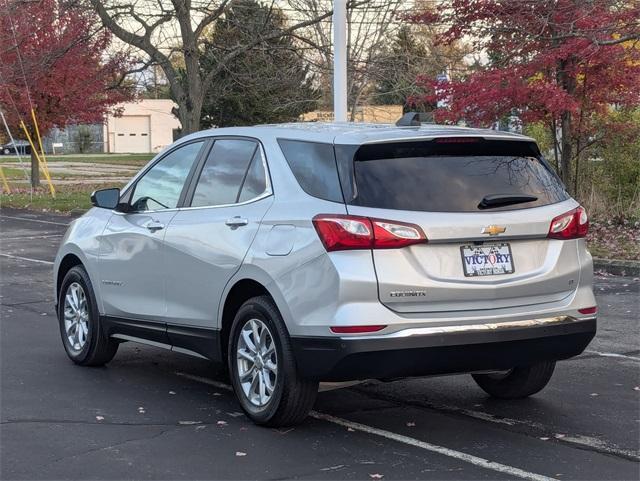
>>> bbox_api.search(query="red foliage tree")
[0,0,133,186]
[411,0,640,191]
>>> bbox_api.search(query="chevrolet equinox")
[54,121,597,426]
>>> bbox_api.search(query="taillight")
[312,214,427,252]
[548,206,589,240]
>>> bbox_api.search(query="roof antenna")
[395,112,432,127]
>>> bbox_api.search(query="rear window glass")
[344,139,568,212]
[278,139,343,203]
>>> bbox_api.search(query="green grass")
[0,183,125,213]
[0,153,154,166]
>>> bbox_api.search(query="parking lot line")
[174,370,557,481]
[584,350,640,362]
[0,214,70,226]
[309,411,559,481]
[0,253,54,265]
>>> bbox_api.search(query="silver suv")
[54,122,597,426]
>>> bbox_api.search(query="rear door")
[338,137,580,314]
[163,138,273,332]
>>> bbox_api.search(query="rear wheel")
[472,361,556,399]
[228,296,318,427]
[58,266,118,366]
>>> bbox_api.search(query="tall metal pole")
[333,0,348,122]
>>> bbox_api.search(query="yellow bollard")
[19,120,55,198]
[30,108,49,171]
[0,167,10,194]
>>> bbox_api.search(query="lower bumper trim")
[291,317,596,381]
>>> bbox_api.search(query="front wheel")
[228,296,318,427]
[472,361,556,399]
[58,266,118,366]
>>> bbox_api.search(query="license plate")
[460,243,514,277]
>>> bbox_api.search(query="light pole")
[333,0,348,122]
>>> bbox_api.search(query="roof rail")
[395,112,433,127]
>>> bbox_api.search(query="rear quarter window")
[278,139,343,203]
[342,139,569,212]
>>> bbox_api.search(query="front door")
[163,138,273,333]
[98,140,206,322]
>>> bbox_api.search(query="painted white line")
[0,214,69,226]
[584,350,640,362]
[1,234,64,240]
[0,253,54,265]
[175,371,557,481]
[309,411,558,481]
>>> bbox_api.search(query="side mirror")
[90,188,121,210]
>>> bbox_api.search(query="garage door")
[114,116,151,153]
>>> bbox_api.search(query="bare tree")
[88,0,335,134]
[287,0,406,119]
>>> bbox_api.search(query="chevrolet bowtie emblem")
[482,225,506,235]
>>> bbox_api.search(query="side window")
[130,141,203,211]
[191,139,258,207]
[277,139,343,202]
[238,149,267,203]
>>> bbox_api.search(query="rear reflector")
[548,206,589,240]
[313,214,427,252]
[330,325,387,334]
[578,306,597,315]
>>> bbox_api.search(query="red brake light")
[578,306,597,315]
[434,137,480,143]
[330,325,387,334]
[312,215,427,252]
[548,206,589,240]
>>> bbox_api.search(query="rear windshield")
[338,139,568,212]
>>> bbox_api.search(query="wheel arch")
[218,271,292,362]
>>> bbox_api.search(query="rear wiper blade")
[478,193,538,210]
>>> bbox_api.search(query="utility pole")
[333,0,347,122]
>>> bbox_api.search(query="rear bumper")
[291,316,596,381]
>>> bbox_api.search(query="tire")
[58,265,118,366]
[472,361,556,399]
[228,295,318,427]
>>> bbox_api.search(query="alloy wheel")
[236,318,278,407]
[63,282,89,352]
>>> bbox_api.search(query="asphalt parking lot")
[1,208,639,481]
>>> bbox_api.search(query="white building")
[104,99,181,153]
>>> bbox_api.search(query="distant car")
[54,120,597,427]
[0,140,31,155]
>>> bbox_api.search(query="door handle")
[225,217,249,228]
[144,219,165,232]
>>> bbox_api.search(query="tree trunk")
[560,111,572,191]
[173,100,202,136]
[30,149,40,187]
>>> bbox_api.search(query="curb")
[593,258,640,277]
